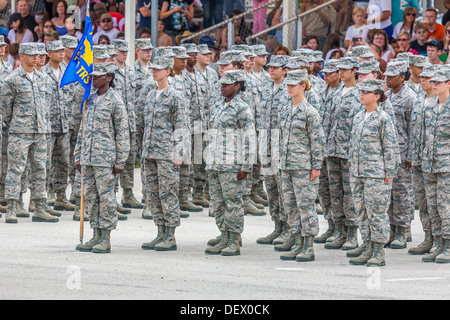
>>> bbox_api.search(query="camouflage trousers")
[136,124,146,197]
[209,170,245,234]
[48,132,70,193]
[327,157,357,227]
[281,170,319,236]
[413,165,430,231]
[351,177,392,243]
[423,172,450,240]
[117,132,136,190]
[319,158,332,220]
[180,164,191,193]
[264,168,285,223]
[191,133,207,190]
[82,165,118,230]
[5,133,47,200]
[143,159,181,227]
[388,163,414,228]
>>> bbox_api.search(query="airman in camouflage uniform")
[406,54,426,95]
[323,56,363,251]
[1,43,56,223]
[140,57,189,251]
[351,45,375,63]
[421,69,450,263]
[349,79,400,266]
[251,44,272,89]
[278,70,326,262]
[205,70,256,256]
[384,60,417,249]
[74,62,130,253]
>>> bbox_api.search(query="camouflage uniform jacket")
[350,107,399,179]
[141,85,189,162]
[42,63,70,133]
[411,92,428,167]
[74,88,130,169]
[184,68,209,133]
[1,66,50,134]
[195,65,218,128]
[421,95,450,173]
[136,77,157,134]
[279,99,325,171]
[385,84,416,162]
[169,71,192,132]
[206,93,256,173]
[133,59,152,103]
[114,64,137,133]
[324,83,363,159]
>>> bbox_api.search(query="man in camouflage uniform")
[251,45,272,89]
[385,60,417,249]
[421,69,450,263]
[406,54,426,95]
[323,56,363,250]
[75,62,130,253]
[205,70,256,256]
[1,43,57,223]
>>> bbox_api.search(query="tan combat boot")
[179,190,202,212]
[315,219,335,244]
[367,242,386,267]
[16,193,30,218]
[435,239,450,264]
[349,241,373,265]
[53,190,75,211]
[422,236,444,262]
[408,230,433,255]
[256,220,283,245]
[142,225,166,250]
[92,229,111,253]
[342,226,359,251]
[221,232,241,256]
[205,231,229,255]
[243,195,265,216]
[5,200,18,224]
[296,236,315,262]
[274,231,296,252]
[32,199,59,222]
[250,186,268,207]
[390,226,407,249]
[192,187,210,208]
[324,224,347,249]
[280,233,303,260]
[154,226,177,251]
[76,229,101,252]
[121,188,144,209]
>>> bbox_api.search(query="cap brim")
[322,68,338,73]
[384,70,399,76]
[91,71,108,76]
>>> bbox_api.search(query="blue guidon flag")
[60,15,94,111]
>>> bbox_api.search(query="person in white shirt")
[92,13,120,44]
[345,6,369,49]
[367,0,393,40]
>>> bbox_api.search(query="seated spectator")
[410,22,429,56]
[7,13,34,44]
[65,16,83,40]
[322,32,346,60]
[43,30,60,43]
[396,31,418,55]
[345,6,369,48]
[425,8,445,43]
[220,9,252,49]
[273,45,290,56]
[304,36,320,51]
[37,20,55,42]
[8,42,19,68]
[51,0,69,35]
[0,0,10,28]
[392,6,417,41]
[369,29,394,63]
[98,35,111,45]
[157,19,173,47]
[93,13,120,44]
[106,0,125,16]
[425,38,444,65]
[302,0,336,49]
[325,48,345,60]
[17,0,38,41]
[160,0,195,45]
[137,27,152,39]
[441,21,450,63]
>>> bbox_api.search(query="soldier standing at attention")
[75,62,130,254]
[278,70,325,262]
[384,60,417,250]
[348,79,399,267]
[204,70,256,256]
[1,43,56,224]
[140,57,188,252]
[421,69,450,264]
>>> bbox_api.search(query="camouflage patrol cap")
[36,42,47,55]
[419,63,439,77]
[112,39,128,51]
[360,79,385,92]
[337,56,359,69]
[105,45,117,57]
[181,43,199,54]
[309,50,324,62]
[150,57,174,70]
[232,44,256,57]
[135,38,153,50]
[352,45,374,58]
[408,54,427,67]
[91,62,117,76]
[46,40,64,52]
[155,46,175,58]
[356,60,380,74]
[285,56,309,69]
[431,69,450,82]
[267,55,289,67]
[61,35,78,49]
[292,48,312,59]
[384,60,408,76]
[251,44,269,56]
[284,70,309,85]
[321,59,340,73]
[219,69,245,84]
[171,46,190,59]
[93,45,110,60]
[396,52,413,64]
[217,50,246,65]
[197,44,212,55]
[19,43,39,55]
[0,35,6,46]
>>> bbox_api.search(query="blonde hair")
[301,80,312,92]
[353,6,365,16]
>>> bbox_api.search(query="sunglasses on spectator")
[361,90,374,95]
[397,38,409,42]
[406,13,416,16]
[446,29,450,34]
[44,25,52,28]
[101,19,111,23]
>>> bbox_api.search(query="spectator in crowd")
[273,45,290,56]
[252,0,268,34]
[410,22,429,56]
[224,0,245,17]
[0,0,11,28]
[137,27,152,39]
[370,29,394,63]
[7,13,34,44]
[367,0,393,41]
[369,43,387,72]
[43,29,59,43]
[444,0,450,27]
[442,22,450,63]
[36,20,55,42]
[302,0,336,50]
[97,34,111,45]
[65,16,83,40]
[220,9,251,49]
[304,36,320,51]
[157,19,173,47]
[137,0,163,31]
[390,0,419,27]
[160,0,195,45]
[93,13,120,44]
[425,8,445,43]
[203,0,224,29]
[105,0,125,16]
[334,0,353,36]
[344,6,369,49]
[51,0,69,36]
[396,31,418,55]
[426,39,444,65]
[392,6,417,41]
[17,0,38,41]
[322,32,345,60]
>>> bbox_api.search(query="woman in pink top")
[252,0,268,34]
